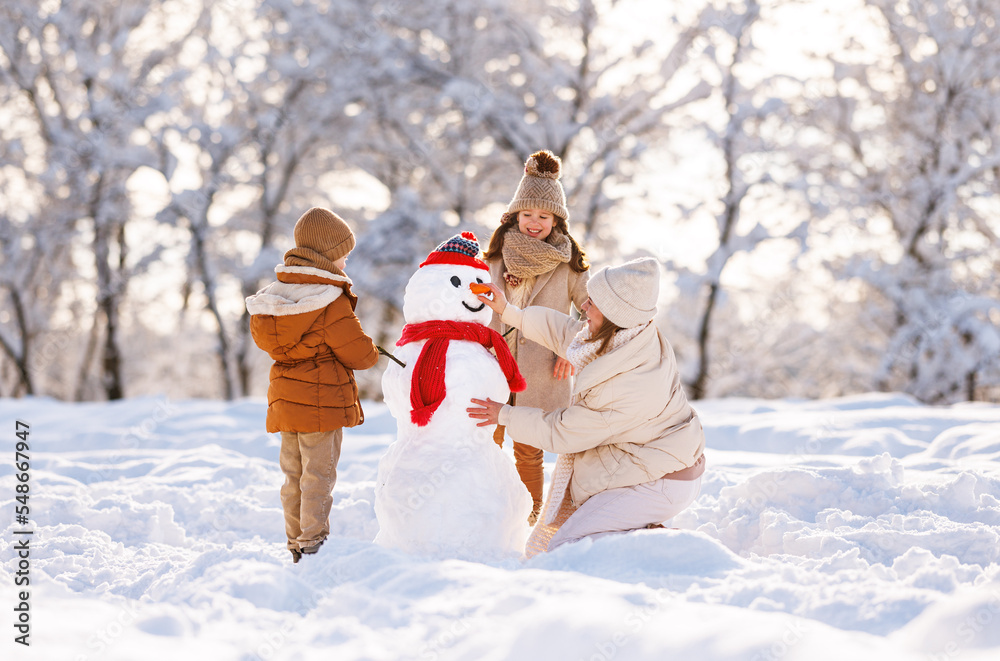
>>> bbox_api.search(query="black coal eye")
[450,276,461,287]
[476,278,483,284]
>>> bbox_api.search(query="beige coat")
[497,305,705,508]
[487,259,589,411]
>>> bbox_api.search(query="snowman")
[375,232,532,559]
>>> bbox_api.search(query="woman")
[467,258,705,556]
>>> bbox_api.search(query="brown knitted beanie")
[283,207,355,274]
[506,150,569,221]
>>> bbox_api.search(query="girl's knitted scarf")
[565,322,649,373]
[501,228,572,289]
[397,320,527,426]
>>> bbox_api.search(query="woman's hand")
[475,282,507,316]
[467,398,504,427]
[553,356,575,381]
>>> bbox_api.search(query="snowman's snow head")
[403,233,493,325]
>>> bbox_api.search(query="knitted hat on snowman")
[419,232,490,271]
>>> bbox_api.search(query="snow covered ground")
[2,393,999,660]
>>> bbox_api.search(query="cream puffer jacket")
[497,304,705,508]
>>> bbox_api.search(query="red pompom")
[461,231,477,242]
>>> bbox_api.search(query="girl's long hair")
[587,316,625,356]
[483,211,589,273]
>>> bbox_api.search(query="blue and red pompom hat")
[419,231,489,271]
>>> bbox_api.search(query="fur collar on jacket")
[245,265,351,317]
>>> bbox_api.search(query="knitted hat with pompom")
[506,150,569,221]
[420,232,489,271]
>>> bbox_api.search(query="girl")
[483,150,590,525]
[467,258,706,555]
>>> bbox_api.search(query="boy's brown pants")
[494,424,543,514]
[279,429,343,551]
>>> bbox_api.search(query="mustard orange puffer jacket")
[246,265,379,433]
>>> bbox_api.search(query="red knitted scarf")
[397,320,527,426]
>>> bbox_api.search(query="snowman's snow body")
[375,240,531,559]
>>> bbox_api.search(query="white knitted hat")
[587,258,660,328]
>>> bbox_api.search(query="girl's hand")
[467,398,504,427]
[553,356,575,381]
[475,282,507,316]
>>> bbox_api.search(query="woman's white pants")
[548,476,702,551]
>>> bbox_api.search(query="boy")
[246,207,379,563]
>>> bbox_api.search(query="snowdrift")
[1,393,999,660]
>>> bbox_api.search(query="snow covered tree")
[0,214,39,396]
[467,0,713,246]
[812,0,1000,402]
[322,0,715,382]
[661,0,814,400]
[0,83,43,395]
[0,0,198,399]
[336,0,712,241]
[154,0,422,398]
[543,2,712,246]
[21,0,994,404]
